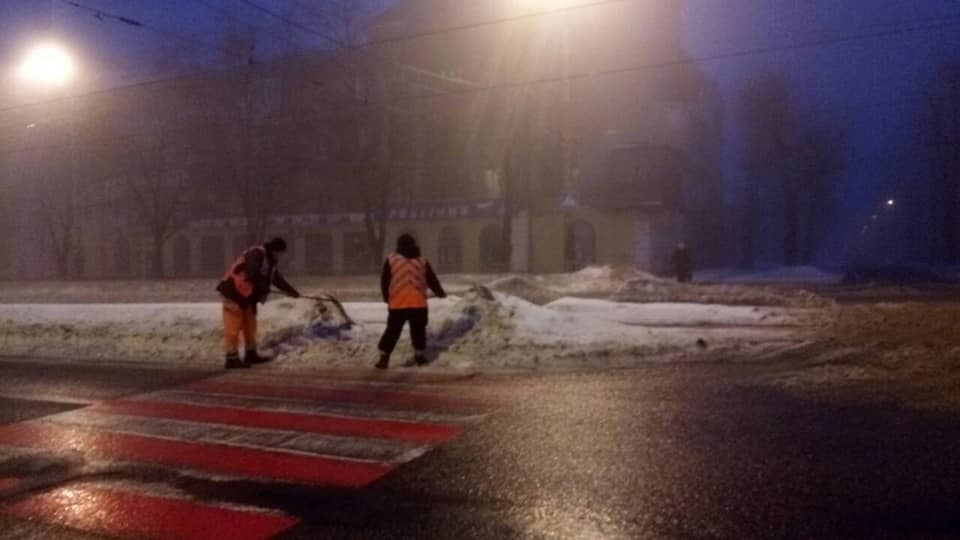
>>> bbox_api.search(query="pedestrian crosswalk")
[0,370,494,539]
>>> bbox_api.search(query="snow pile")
[484,265,831,307]
[0,289,806,372]
[612,276,830,307]
[545,298,793,327]
[277,289,804,371]
[698,266,841,285]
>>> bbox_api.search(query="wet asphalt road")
[1,358,959,539]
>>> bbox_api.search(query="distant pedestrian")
[216,237,301,369]
[377,234,447,369]
[672,242,693,283]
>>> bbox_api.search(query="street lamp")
[17,43,75,87]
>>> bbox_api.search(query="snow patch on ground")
[0,290,806,372]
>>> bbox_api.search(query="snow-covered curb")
[0,292,807,372]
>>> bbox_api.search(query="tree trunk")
[741,175,758,268]
[783,184,800,266]
[150,233,166,279]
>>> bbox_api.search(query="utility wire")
[238,0,482,89]
[62,0,233,57]
[2,7,960,117]
[356,17,960,107]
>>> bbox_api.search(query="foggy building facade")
[0,0,720,279]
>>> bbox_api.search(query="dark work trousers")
[378,308,429,355]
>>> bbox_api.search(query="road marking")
[140,389,487,424]
[183,379,488,413]
[95,399,464,443]
[0,391,95,406]
[41,410,426,463]
[4,485,297,540]
[0,422,394,487]
[0,371,497,539]
[0,478,20,491]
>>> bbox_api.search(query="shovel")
[272,289,358,328]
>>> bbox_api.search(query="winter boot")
[245,350,273,365]
[414,352,428,367]
[224,353,249,370]
[375,352,390,370]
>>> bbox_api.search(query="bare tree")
[122,102,194,279]
[742,74,846,267]
[31,127,81,279]
[39,178,77,279]
[307,0,407,270]
[795,127,845,265]
[925,60,960,265]
[741,74,796,265]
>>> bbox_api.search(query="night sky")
[2,0,960,263]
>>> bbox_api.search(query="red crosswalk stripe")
[94,399,463,444]
[0,478,20,491]
[0,422,393,487]
[5,485,297,540]
[183,380,486,412]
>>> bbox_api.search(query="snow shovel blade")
[271,290,358,329]
[302,294,357,328]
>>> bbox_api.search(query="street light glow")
[18,44,75,86]
[887,199,896,207]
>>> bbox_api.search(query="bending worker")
[216,237,300,369]
[377,234,446,369]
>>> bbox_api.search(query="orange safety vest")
[222,246,275,300]
[387,253,429,310]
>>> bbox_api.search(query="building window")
[479,224,507,273]
[305,233,333,275]
[565,220,596,271]
[115,237,132,278]
[201,236,226,276]
[437,227,462,273]
[173,237,191,277]
[343,232,371,273]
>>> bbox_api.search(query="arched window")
[565,221,597,271]
[115,237,132,277]
[479,224,507,273]
[437,227,462,273]
[305,233,333,275]
[173,237,191,277]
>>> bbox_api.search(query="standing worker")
[377,234,446,369]
[216,237,301,369]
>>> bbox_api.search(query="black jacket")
[218,246,299,306]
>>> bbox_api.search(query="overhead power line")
[62,0,232,57]
[237,0,482,89]
[357,16,960,107]
[2,8,960,117]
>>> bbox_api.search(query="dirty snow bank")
[487,266,831,307]
[697,266,841,285]
[275,289,804,371]
[0,290,806,371]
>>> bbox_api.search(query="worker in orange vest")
[216,237,300,369]
[377,234,446,369]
